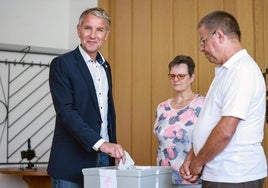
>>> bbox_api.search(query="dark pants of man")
[202,178,264,188]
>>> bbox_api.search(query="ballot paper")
[118,151,135,170]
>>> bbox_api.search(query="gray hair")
[78,7,111,30]
[198,10,241,41]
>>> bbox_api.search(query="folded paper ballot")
[118,151,135,170]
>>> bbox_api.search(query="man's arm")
[190,116,240,176]
[180,148,200,183]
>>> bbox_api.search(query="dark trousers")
[202,178,265,188]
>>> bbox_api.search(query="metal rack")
[0,43,67,165]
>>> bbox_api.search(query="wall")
[0,1,97,187]
[99,0,268,186]
[0,0,98,50]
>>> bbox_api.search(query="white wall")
[0,1,98,187]
[0,0,98,50]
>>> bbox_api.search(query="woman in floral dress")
[154,55,205,188]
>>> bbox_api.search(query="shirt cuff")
[93,139,106,151]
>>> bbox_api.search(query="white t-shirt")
[193,49,267,183]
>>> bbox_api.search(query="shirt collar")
[223,49,247,69]
[78,45,105,65]
[215,49,247,74]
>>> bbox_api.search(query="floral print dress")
[153,94,205,185]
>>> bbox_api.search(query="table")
[0,166,51,188]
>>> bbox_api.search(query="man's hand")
[189,158,203,176]
[180,160,199,183]
[99,142,126,164]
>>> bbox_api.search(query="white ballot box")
[82,166,172,188]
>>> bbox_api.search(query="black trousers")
[202,178,265,188]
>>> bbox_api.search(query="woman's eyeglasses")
[168,74,189,80]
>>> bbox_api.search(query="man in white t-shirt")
[180,10,267,188]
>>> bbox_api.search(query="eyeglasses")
[200,31,216,46]
[168,73,189,80]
